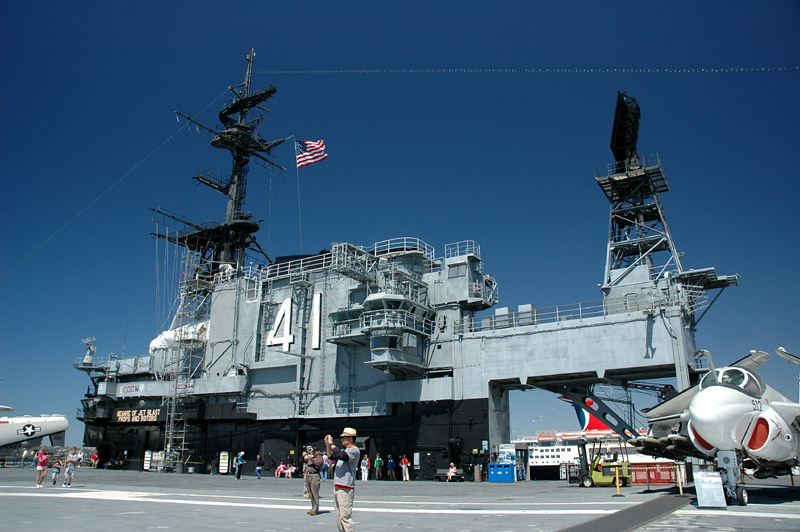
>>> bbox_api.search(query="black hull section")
[83,398,492,478]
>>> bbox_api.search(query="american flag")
[295,140,329,168]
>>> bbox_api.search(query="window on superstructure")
[371,336,401,350]
[448,264,467,278]
[349,288,366,306]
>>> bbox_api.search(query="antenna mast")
[157,47,287,272]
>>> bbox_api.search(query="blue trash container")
[488,463,516,483]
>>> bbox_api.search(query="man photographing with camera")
[302,445,324,516]
[324,427,360,531]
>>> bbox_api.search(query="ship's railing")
[682,284,710,314]
[262,254,332,280]
[330,317,365,338]
[444,240,481,260]
[73,355,122,370]
[594,153,663,180]
[362,237,435,261]
[455,292,683,334]
[74,356,109,369]
[331,310,434,338]
[212,238,442,284]
[212,254,334,284]
[362,309,434,336]
[333,400,379,415]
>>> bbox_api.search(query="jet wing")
[731,350,771,372]
[776,347,800,367]
[643,385,699,419]
[770,401,800,426]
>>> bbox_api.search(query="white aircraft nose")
[689,385,754,450]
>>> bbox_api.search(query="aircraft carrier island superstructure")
[75,51,737,475]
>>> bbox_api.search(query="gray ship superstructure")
[75,54,737,476]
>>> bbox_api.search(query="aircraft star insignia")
[17,424,40,437]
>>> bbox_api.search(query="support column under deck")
[488,382,510,449]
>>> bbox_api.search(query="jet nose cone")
[689,385,752,450]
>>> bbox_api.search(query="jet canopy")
[700,367,764,398]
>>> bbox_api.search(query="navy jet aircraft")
[633,347,800,505]
[0,406,68,457]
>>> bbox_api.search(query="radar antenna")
[609,91,641,169]
[81,337,97,365]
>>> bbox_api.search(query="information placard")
[695,470,727,509]
[219,451,230,474]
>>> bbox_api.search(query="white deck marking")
[0,489,619,515]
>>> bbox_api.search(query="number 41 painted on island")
[265,293,322,352]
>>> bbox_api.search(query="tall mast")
[155,48,287,272]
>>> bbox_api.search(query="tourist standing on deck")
[325,427,360,532]
[235,451,245,479]
[360,454,369,481]
[302,446,324,515]
[399,454,411,481]
[34,447,48,488]
[320,452,329,481]
[374,453,384,480]
[63,447,79,487]
[255,454,264,479]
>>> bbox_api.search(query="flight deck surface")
[1,469,798,531]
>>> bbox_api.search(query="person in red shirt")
[35,446,49,488]
[399,454,411,481]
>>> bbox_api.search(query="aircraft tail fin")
[560,396,612,431]
[50,431,66,447]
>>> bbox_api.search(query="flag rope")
[291,135,304,254]
[255,65,799,75]
[1,89,229,281]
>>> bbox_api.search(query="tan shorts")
[37,465,46,471]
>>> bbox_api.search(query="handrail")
[330,309,435,339]
[334,399,379,415]
[444,240,481,259]
[361,237,435,261]
[455,291,687,334]
[214,238,436,284]
[362,309,434,336]
[594,153,662,180]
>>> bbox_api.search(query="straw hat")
[340,427,357,437]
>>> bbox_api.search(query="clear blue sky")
[1,2,798,446]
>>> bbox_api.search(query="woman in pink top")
[274,459,287,478]
[35,446,49,488]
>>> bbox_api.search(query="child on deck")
[51,458,63,485]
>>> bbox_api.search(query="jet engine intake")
[743,411,798,462]
[688,420,717,456]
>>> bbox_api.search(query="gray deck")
[1,468,799,531]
